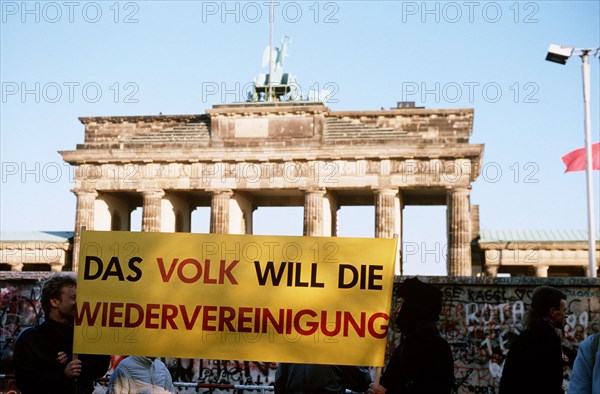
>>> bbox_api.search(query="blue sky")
[1,0,599,275]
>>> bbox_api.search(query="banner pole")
[74,227,84,394]
[374,367,382,384]
[376,233,399,384]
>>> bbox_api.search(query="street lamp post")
[546,44,599,278]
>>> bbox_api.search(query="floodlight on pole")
[545,44,574,65]
[546,44,600,278]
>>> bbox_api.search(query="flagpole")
[581,51,597,278]
[268,0,274,102]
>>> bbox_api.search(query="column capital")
[301,187,326,195]
[208,189,233,197]
[138,189,165,198]
[373,187,399,196]
[446,186,471,195]
[71,189,98,198]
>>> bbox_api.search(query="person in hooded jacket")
[367,277,454,394]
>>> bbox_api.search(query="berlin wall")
[418,276,599,394]
[1,273,598,394]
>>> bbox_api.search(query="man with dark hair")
[13,272,110,394]
[368,277,454,394]
[499,285,568,394]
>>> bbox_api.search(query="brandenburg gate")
[60,101,484,275]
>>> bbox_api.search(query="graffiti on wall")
[1,276,599,394]
[0,280,44,393]
[425,278,600,394]
[164,359,277,388]
[0,282,43,363]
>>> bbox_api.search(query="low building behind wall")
[1,273,598,393]
[3,228,598,279]
[477,229,600,278]
[0,232,73,272]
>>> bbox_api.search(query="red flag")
[562,142,600,172]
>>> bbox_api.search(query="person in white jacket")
[568,334,600,394]
[107,356,175,394]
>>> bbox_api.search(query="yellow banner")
[74,231,398,366]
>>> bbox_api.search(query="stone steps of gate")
[324,119,398,134]
[131,131,209,137]
[150,130,209,136]
[324,129,405,135]
[122,142,208,148]
[129,121,210,142]
[323,129,408,139]
[129,135,209,142]
[325,122,386,130]
[325,125,398,132]
[325,118,387,125]
[323,133,403,141]
[169,124,210,131]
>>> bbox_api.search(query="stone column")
[72,190,97,272]
[141,189,164,232]
[582,264,599,278]
[535,265,549,277]
[374,188,402,274]
[374,188,399,238]
[484,265,499,277]
[304,188,326,236]
[447,187,472,276]
[210,190,233,234]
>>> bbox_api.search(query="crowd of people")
[11,272,599,394]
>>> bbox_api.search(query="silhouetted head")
[394,277,443,333]
[526,285,567,329]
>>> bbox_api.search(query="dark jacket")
[274,363,372,394]
[499,319,564,394]
[13,319,110,394]
[380,325,454,394]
